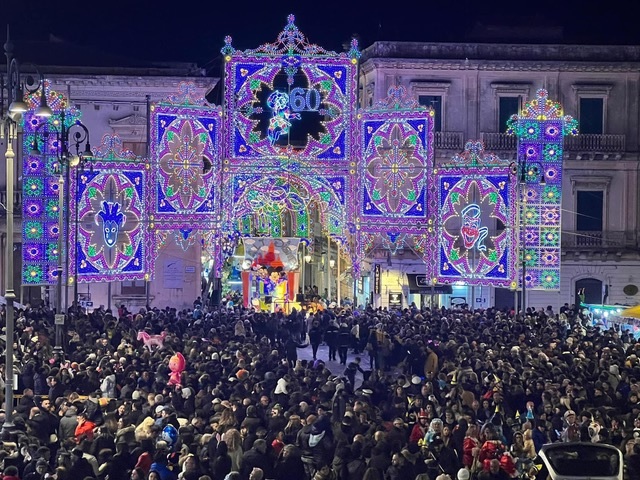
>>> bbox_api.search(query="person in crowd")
[1,297,638,480]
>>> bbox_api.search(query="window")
[411,81,450,132]
[121,280,146,295]
[490,83,531,132]
[498,97,520,133]
[579,98,604,134]
[418,95,442,132]
[576,190,603,231]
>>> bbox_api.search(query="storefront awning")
[406,274,452,294]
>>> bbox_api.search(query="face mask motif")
[97,201,125,247]
[460,204,488,251]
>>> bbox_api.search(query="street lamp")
[32,110,93,353]
[72,154,93,318]
[510,160,545,319]
[1,28,50,436]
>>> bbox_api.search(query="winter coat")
[241,448,272,479]
[274,456,305,480]
[75,419,97,444]
[100,374,117,398]
[59,408,78,444]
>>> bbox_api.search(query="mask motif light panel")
[69,135,153,283]
[435,158,517,287]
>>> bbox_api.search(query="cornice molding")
[47,76,215,103]
[362,58,640,73]
[48,75,215,89]
[109,113,148,127]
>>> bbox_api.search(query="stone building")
[2,36,639,312]
[360,41,640,310]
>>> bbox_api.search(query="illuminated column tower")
[507,89,578,290]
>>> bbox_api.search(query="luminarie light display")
[434,141,517,286]
[507,89,578,290]
[21,17,577,297]
[68,135,152,283]
[22,84,78,285]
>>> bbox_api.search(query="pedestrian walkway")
[297,343,367,387]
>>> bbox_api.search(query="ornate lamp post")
[31,110,93,353]
[0,28,51,435]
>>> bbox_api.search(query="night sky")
[4,0,639,66]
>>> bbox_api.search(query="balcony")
[0,191,23,216]
[480,132,517,151]
[565,134,626,157]
[434,131,464,151]
[561,230,638,250]
[477,133,627,156]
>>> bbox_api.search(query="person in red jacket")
[462,424,481,469]
[74,410,96,444]
[409,409,429,444]
[2,466,21,480]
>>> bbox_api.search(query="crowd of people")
[0,298,639,480]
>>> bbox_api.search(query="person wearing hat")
[409,409,430,444]
[344,357,365,391]
[560,410,580,442]
[325,320,339,362]
[308,321,323,361]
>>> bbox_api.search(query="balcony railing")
[478,132,627,154]
[561,230,638,249]
[480,132,518,151]
[565,134,626,152]
[0,191,23,216]
[434,131,464,150]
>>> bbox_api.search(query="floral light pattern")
[159,119,209,212]
[365,124,424,214]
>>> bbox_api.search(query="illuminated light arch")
[228,173,348,240]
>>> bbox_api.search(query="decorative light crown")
[222,14,360,59]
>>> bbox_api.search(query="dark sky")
[4,0,639,66]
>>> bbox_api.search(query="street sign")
[54,314,65,325]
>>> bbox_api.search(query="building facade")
[0,60,211,310]
[361,41,640,311]
[2,41,639,312]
